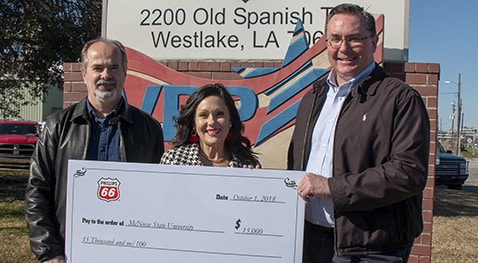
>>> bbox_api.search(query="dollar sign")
[235,218,241,229]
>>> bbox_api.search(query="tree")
[0,0,101,119]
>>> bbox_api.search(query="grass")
[431,186,478,262]
[460,148,476,159]
[0,175,477,262]
[0,201,36,263]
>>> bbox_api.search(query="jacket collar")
[351,63,387,97]
[118,102,135,125]
[70,97,134,125]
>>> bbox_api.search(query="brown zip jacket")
[288,64,430,256]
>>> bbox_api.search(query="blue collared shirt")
[86,99,123,161]
[305,62,375,227]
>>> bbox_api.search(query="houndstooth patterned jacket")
[160,143,257,168]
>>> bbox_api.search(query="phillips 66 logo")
[97,177,121,202]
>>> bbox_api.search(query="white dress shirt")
[305,62,375,227]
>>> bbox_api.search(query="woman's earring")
[226,124,232,141]
[188,128,199,143]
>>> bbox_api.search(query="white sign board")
[103,0,409,61]
[66,160,305,262]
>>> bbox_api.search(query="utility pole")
[456,73,462,156]
[451,101,455,143]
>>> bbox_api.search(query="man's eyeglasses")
[326,36,371,49]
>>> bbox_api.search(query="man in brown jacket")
[288,3,429,263]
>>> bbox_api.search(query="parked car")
[435,141,469,190]
[0,120,39,168]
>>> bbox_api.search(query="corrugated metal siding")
[19,90,43,122]
[19,88,63,122]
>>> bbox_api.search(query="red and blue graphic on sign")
[122,18,383,147]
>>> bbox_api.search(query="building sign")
[103,0,407,62]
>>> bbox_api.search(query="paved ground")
[464,158,478,188]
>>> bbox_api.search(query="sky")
[408,0,477,131]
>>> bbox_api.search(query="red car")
[0,120,39,168]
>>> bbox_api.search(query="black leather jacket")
[288,65,430,256]
[25,98,164,261]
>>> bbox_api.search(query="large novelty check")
[65,160,305,263]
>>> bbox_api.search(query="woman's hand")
[243,164,261,169]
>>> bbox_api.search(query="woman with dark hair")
[160,83,260,168]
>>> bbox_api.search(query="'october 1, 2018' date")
[216,193,279,203]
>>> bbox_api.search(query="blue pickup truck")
[435,141,469,190]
